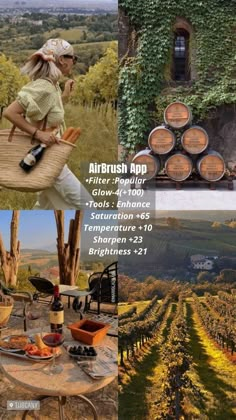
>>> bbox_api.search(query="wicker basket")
[0,128,76,192]
[0,290,14,327]
[0,303,13,327]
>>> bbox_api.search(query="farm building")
[192,259,214,271]
[190,255,215,270]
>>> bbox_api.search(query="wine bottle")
[19,143,47,172]
[50,285,64,334]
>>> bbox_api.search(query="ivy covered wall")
[119,0,236,153]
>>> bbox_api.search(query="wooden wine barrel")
[132,149,161,180]
[164,102,192,129]
[165,153,193,181]
[197,151,225,181]
[181,126,209,154]
[148,126,175,155]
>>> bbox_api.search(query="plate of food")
[67,345,97,361]
[0,335,29,352]
[24,343,61,360]
[25,345,53,360]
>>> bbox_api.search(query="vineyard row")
[119,295,171,364]
[193,293,236,355]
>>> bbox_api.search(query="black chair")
[0,280,33,331]
[84,262,118,315]
[28,276,54,303]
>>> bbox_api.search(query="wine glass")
[25,301,42,330]
[41,329,65,375]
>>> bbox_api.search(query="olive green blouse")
[16,78,65,133]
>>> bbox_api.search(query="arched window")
[172,29,190,81]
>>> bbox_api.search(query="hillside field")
[119,217,236,279]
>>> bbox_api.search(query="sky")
[0,210,117,250]
[0,210,75,249]
[0,0,117,8]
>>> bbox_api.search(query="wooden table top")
[58,285,79,293]
[0,333,117,397]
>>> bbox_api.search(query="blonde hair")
[21,56,62,82]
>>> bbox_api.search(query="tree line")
[118,274,236,302]
[0,13,117,44]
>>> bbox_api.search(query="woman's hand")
[34,130,60,146]
[3,102,61,145]
[64,79,75,94]
[62,79,75,102]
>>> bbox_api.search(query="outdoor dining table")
[0,325,8,337]
[0,329,117,420]
[59,285,89,309]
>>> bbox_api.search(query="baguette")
[67,127,81,144]
[34,333,47,350]
[62,127,74,140]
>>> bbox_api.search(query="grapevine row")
[157,295,192,419]
[218,290,236,305]
[119,305,137,322]
[193,294,236,355]
[205,292,236,320]
[119,294,171,365]
[119,295,159,327]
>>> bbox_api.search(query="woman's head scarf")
[30,39,74,62]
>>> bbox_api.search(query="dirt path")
[119,303,177,420]
[186,302,236,419]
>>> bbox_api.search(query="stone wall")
[201,105,236,170]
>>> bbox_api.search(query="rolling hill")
[119,217,236,280]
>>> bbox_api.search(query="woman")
[3,38,93,209]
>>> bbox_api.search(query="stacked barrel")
[132,102,225,183]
